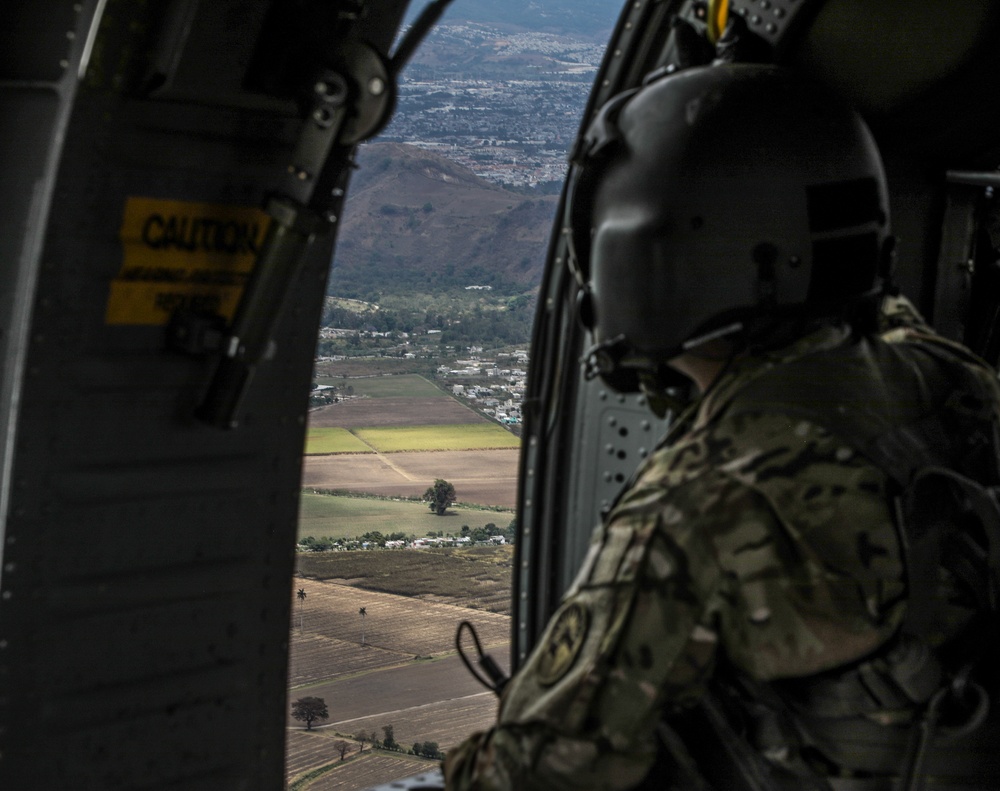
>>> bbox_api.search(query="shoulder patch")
[536,602,590,686]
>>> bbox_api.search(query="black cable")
[455,620,509,697]
[389,0,455,73]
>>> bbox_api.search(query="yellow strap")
[707,0,730,44]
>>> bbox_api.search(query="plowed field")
[288,580,509,688]
[286,576,509,790]
[287,748,438,791]
[310,397,487,428]
[301,448,520,509]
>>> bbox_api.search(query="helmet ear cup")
[580,63,889,380]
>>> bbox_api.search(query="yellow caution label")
[105,197,269,325]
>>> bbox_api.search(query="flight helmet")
[569,63,891,392]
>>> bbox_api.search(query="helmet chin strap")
[581,335,694,417]
[582,335,666,382]
[681,322,746,354]
[638,374,691,419]
[583,319,746,383]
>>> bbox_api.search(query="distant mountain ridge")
[330,143,559,297]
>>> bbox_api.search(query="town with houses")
[313,22,603,428]
[315,327,529,427]
[378,23,606,188]
[441,346,529,425]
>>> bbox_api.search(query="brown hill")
[331,142,558,295]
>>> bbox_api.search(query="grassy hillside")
[332,143,556,296]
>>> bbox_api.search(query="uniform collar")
[692,323,853,429]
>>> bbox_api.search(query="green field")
[313,374,446,399]
[354,424,519,452]
[305,423,519,454]
[298,493,514,540]
[304,427,374,454]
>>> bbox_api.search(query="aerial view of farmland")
[288,373,518,790]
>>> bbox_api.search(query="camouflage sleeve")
[443,466,752,791]
[444,410,905,791]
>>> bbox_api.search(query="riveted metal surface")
[0,1,412,787]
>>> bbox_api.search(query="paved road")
[289,646,511,727]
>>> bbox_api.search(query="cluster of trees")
[297,530,410,552]
[298,535,344,552]
[423,478,457,515]
[412,741,443,759]
[437,297,536,347]
[291,696,329,730]
[461,519,516,544]
[319,292,536,349]
[320,303,431,334]
[290,706,448,763]
[329,253,533,298]
[308,390,340,407]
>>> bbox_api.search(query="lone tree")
[382,724,397,750]
[291,696,329,730]
[423,478,457,516]
[333,740,350,761]
[355,731,369,753]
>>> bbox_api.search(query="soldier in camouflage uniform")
[445,64,1000,790]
